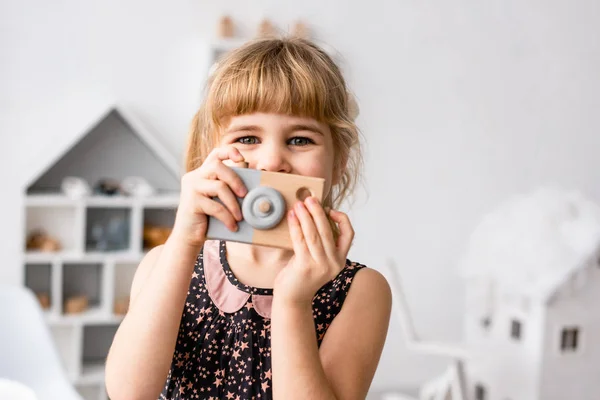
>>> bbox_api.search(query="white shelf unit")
[24,195,179,400]
[21,105,181,400]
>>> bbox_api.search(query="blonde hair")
[185,36,363,209]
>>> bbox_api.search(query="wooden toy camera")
[206,166,325,249]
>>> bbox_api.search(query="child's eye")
[288,137,314,146]
[236,136,259,145]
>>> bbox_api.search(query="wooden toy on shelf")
[291,20,309,39]
[218,15,235,38]
[26,230,61,252]
[94,178,122,196]
[114,297,129,315]
[143,225,172,249]
[257,18,275,37]
[206,166,324,249]
[36,292,51,309]
[64,295,89,314]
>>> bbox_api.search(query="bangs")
[207,40,342,129]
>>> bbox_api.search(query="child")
[105,36,392,400]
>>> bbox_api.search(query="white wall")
[2,0,600,392]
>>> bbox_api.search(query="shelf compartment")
[81,324,119,386]
[62,263,103,315]
[75,382,106,400]
[25,205,81,254]
[113,262,137,315]
[142,206,175,251]
[85,207,131,252]
[49,324,79,380]
[24,263,52,310]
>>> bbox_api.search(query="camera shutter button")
[257,200,272,214]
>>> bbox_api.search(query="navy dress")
[160,239,366,400]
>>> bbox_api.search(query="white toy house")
[21,103,181,400]
[460,187,600,400]
[386,187,600,400]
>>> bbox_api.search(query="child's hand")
[273,197,354,307]
[170,145,248,250]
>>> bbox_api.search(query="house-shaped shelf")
[24,105,181,256]
[27,106,180,196]
[21,104,181,400]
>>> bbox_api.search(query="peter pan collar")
[203,240,273,319]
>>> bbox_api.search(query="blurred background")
[2,0,600,399]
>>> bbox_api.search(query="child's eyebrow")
[287,124,324,136]
[225,125,263,134]
[225,123,324,136]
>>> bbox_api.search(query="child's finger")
[211,162,248,198]
[329,209,354,257]
[288,208,308,258]
[194,179,242,222]
[223,159,249,168]
[211,145,245,163]
[304,197,336,259]
[294,201,327,262]
[197,196,238,232]
[192,154,247,199]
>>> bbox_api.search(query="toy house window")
[561,327,579,351]
[475,383,486,400]
[510,319,522,340]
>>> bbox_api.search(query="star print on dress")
[159,240,366,400]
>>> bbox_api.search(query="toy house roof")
[459,187,600,304]
[25,103,182,195]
